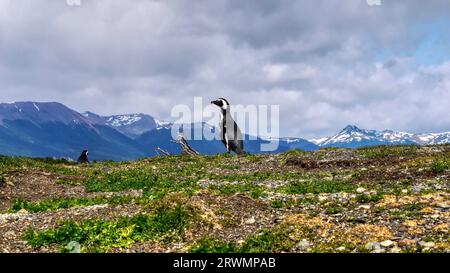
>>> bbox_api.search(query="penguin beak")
[211,100,219,106]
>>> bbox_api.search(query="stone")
[336,246,346,252]
[358,205,371,210]
[418,241,435,248]
[398,239,416,247]
[67,241,81,253]
[4,231,15,239]
[436,203,449,209]
[17,209,28,215]
[318,195,328,202]
[390,247,402,253]
[380,240,394,247]
[245,217,256,225]
[356,187,366,194]
[297,239,310,251]
[365,242,380,251]
[401,189,408,194]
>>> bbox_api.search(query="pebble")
[365,242,380,251]
[297,239,310,251]
[398,239,416,247]
[356,187,366,194]
[245,217,256,225]
[17,209,29,215]
[318,196,328,202]
[436,203,449,209]
[336,246,346,252]
[358,205,371,210]
[430,214,440,219]
[418,241,435,248]
[401,189,408,194]
[390,247,402,253]
[3,231,15,239]
[380,240,394,247]
[67,241,81,253]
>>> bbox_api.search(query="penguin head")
[82,150,89,156]
[211,98,230,110]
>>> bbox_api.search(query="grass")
[279,179,355,194]
[24,198,197,252]
[190,237,239,253]
[356,145,419,159]
[2,145,448,253]
[10,196,137,213]
[208,182,267,199]
[431,160,449,174]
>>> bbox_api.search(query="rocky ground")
[0,145,448,253]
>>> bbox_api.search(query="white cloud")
[0,0,449,138]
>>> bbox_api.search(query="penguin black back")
[77,150,90,164]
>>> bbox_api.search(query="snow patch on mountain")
[312,125,450,147]
[155,119,173,130]
[106,114,143,127]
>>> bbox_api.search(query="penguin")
[77,150,90,164]
[211,98,245,154]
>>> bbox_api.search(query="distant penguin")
[211,98,245,154]
[77,150,90,164]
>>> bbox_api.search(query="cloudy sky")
[1,0,450,138]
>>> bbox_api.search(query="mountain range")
[0,102,448,161]
[310,125,450,148]
[0,102,317,161]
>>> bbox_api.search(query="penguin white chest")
[220,112,229,150]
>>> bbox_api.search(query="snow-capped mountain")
[83,112,156,139]
[155,119,173,130]
[0,102,146,161]
[0,102,93,127]
[311,125,450,148]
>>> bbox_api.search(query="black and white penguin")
[211,98,245,154]
[77,150,90,164]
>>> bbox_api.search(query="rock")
[430,214,440,219]
[318,195,328,202]
[297,239,310,251]
[3,231,15,239]
[356,187,366,194]
[398,239,416,248]
[390,247,402,253]
[6,180,14,187]
[245,217,256,225]
[436,203,449,209]
[67,241,81,253]
[17,209,28,215]
[365,242,380,251]
[380,240,394,247]
[336,246,346,252]
[358,205,371,210]
[418,241,435,248]
[401,189,408,194]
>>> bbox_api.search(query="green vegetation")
[24,198,197,252]
[356,145,419,159]
[10,196,137,213]
[190,237,239,253]
[1,145,448,253]
[279,179,355,194]
[431,160,449,174]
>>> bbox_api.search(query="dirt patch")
[0,171,86,211]
[0,203,144,253]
